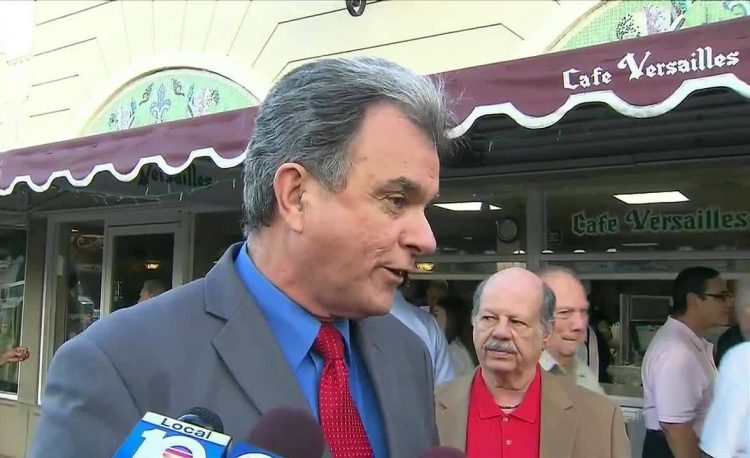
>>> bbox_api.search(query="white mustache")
[484,338,518,354]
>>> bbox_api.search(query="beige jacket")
[435,369,631,458]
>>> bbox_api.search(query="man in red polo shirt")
[435,267,629,458]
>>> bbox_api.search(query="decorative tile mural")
[558,0,748,51]
[85,69,258,134]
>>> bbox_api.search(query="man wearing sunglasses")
[641,266,733,458]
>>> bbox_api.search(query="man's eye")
[387,195,406,208]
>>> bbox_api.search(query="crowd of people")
[20,56,749,458]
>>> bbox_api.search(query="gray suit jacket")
[32,243,438,457]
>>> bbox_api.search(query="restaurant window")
[0,228,27,394]
[427,192,527,257]
[543,166,750,256]
[53,222,104,352]
[192,212,244,280]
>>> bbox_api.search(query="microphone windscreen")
[246,407,326,458]
[418,446,467,458]
[178,406,225,433]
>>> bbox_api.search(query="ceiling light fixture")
[415,262,435,272]
[434,202,482,211]
[613,191,689,205]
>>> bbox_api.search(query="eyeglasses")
[703,292,733,302]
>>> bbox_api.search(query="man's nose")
[571,311,588,332]
[402,211,437,256]
[491,317,512,339]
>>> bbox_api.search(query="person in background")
[0,345,29,368]
[432,295,477,376]
[434,268,629,458]
[417,279,449,312]
[576,324,600,380]
[390,288,456,384]
[137,279,168,304]
[641,266,732,458]
[586,303,614,383]
[714,280,750,366]
[700,341,750,458]
[537,266,604,394]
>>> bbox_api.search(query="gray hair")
[242,57,455,234]
[735,280,750,313]
[535,265,580,282]
[471,276,556,333]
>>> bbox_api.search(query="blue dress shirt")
[234,244,387,457]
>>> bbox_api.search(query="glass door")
[102,223,181,315]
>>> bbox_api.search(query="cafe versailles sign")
[572,208,750,237]
[562,46,741,91]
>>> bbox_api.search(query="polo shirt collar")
[473,366,541,424]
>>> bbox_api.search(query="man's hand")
[0,346,30,367]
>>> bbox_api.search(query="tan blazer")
[435,369,631,458]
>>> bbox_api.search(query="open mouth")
[383,267,409,283]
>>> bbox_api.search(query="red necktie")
[314,323,373,458]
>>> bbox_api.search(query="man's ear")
[273,163,310,233]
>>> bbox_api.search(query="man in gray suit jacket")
[32,57,455,458]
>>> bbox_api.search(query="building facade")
[0,1,748,456]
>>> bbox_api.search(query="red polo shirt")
[466,366,542,458]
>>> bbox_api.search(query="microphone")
[228,407,326,458]
[418,446,467,458]
[113,410,231,458]
[179,406,225,433]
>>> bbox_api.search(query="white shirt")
[389,290,456,384]
[700,342,750,458]
[576,325,600,380]
[642,317,717,434]
[540,349,605,394]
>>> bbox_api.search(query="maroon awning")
[0,107,257,196]
[443,16,750,137]
[2,17,749,196]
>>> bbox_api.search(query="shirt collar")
[665,316,712,354]
[539,350,562,372]
[472,366,542,424]
[234,242,353,369]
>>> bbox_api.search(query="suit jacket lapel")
[434,372,474,452]
[540,371,578,458]
[206,243,310,415]
[355,318,404,456]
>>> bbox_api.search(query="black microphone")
[178,406,225,433]
[228,407,326,458]
[418,446,467,458]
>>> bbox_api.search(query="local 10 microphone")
[115,406,325,458]
[113,408,232,458]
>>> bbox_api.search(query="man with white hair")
[537,266,604,394]
[715,280,750,365]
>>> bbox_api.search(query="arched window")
[556,0,748,51]
[84,68,258,134]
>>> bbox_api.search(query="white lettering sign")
[561,46,740,91]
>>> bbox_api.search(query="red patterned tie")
[314,323,373,458]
